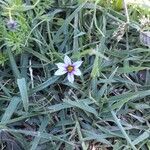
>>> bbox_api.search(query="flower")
[55,55,83,83]
[6,19,18,30]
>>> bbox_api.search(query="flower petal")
[73,60,83,68]
[64,55,71,65]
[74,68,82,76]
[67,73,74,83]
[56,63,66,69]
[54,68,67,76]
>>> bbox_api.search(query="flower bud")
[6,19,18,30]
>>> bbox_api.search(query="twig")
[123,0,130,24]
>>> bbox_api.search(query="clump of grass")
[0,0,150,150]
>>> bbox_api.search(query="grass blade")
[1,97,20,125]
[17,78,29,112]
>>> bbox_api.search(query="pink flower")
[55,55,83,83]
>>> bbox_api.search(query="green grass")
[0,0,150,150]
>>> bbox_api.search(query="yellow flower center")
[67,65,74,73]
